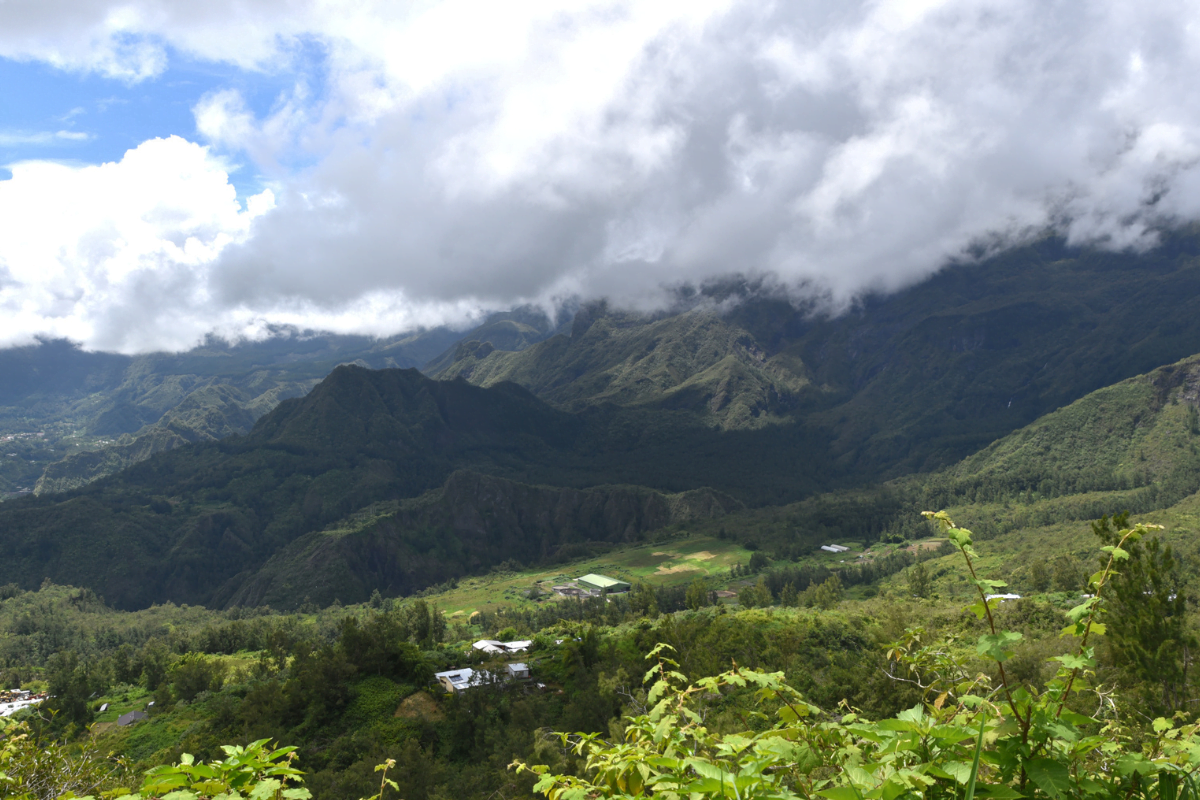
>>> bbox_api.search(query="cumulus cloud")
[0,137,275,351]
[3,0,1200,351]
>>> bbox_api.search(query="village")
[433,573,630,694]
[0,689,46,718]
[0,432,46,443]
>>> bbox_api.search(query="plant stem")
[959,541,1029,733]
[1054,527,1137,720]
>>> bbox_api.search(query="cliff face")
[434,308,816,430]
[222,471,742,608]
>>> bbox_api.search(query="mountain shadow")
[0,365,836,609]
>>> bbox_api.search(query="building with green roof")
[577,573,631,594]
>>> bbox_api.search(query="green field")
[431,535,753,617]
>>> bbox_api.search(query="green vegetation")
[0,365,837,609]
[11,234,1200,797]
[3,508,1198,799]
[519,516,1200,800]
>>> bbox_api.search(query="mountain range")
[5,231,1200,608]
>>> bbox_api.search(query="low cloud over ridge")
[3,0,1200,352]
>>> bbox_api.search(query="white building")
[436,668,489,693]
[472,639,532,655]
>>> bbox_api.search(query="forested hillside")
[0,366,827,608]
[1,310,559,497]
[11,235,1200,613]
[438,231,1200,477]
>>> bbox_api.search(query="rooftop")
[577,573,629,588]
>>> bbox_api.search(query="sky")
[2,0,1200,353]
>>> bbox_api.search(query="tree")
[738,577,771,608]
[1029,560,1051,592]
[1094,512,1195,715]
[138,638,172,691]
[802,574,843,609]
[685,578,709,611]
[170,653,227,703]
[906,561,931,598]
[1052,555,1082,592]
[517,512,1200,800]
[44,651,92,730]
[629,583,659,618]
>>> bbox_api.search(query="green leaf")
[818,787,863,800]
[1026,759,1072,799]
[161,792,199,800]
[1051,654,1094,671]
[1116,753,1157,777]
[646,679,670,705]
[977,632,1023,662]
[1065,598,1097,623]
[876,719,920,732]
[1158,772,1179,800]
[974,786,1024,799]
[938,761,974,784]
[248,779,282,800]
[1101,546,1130,561]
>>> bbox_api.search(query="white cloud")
[0,129,92,146]
[0,137,274,352]
[3,0,1200,350]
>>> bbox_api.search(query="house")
[985,593,1022,602]
[435,668,497,693]
[820,544,850,554]
[472,639,532,655]
[117,710,148,726]
[506,663,530,680]
[576,574,631,594]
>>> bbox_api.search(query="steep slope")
[925,354,1200,511]
[793,233,1200,474]
[437,231,1200,479]
[436,305,815,429]
[1,328,464,496]
[34,382,301,494]
[420,307,561,374]
[696,351,1200,557]
[223,470,742,608]
[0,365,833,608]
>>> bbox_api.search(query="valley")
[5,236,1200,799]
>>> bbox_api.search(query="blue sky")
[0,44,327,199]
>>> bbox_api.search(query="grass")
[431,535,753,617]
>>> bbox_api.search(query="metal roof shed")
[577,574,631,593]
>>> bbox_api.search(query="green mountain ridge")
[11,235,1200,611]
[434,304,814,430]
[0,365,802,609]
[703,350,1200,558]
[222,470,742,609]
[3,314,559,496]
[436,232,1200,480]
